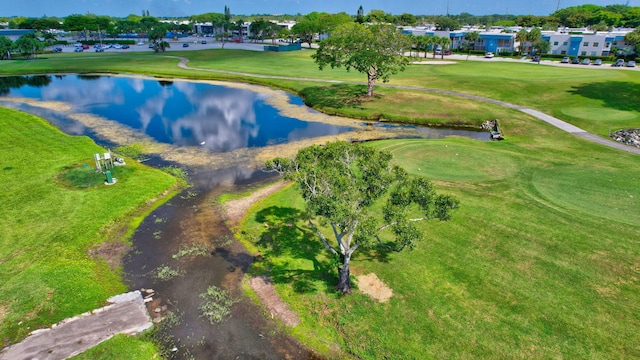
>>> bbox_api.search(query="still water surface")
[0,74,355,151]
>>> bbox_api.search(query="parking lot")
[51,37,272,54]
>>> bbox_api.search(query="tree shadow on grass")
[253,206,337,294]
[299,84,369,109]
[251,206,396,294]
[569,81,640,112]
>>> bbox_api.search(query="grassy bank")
[0,107,178,353]
[236,111,640,358]
[1,50,638,135]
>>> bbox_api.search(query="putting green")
[374,139,519,182]
[561,107,638,122]
[532,166,640,226]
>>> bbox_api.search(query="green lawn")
[1,48,640,358]
[0,107,178,353]
[2,50,638,136]
[237,118,640,358]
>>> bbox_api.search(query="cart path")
[172,56,640,155]
[0,292,152,360]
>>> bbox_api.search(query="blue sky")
[4,0,639,18]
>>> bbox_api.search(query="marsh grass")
[172,244,211,260]
[114,143,146,161]
[154,265,185,281]
[59,163,134,188]
[198,285,236,324]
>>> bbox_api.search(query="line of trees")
[4,4,640,37]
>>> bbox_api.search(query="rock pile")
[610,129,640,148]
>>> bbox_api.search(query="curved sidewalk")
[173,56,640,155]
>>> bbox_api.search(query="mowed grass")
[2,50,638,136]
[1,47,640,358]
[236,110,640,358]
[0,107,177,350]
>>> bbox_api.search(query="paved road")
[0,292,152,360]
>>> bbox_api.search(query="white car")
[485,52,494,58]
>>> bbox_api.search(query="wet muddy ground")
[123,165,319,359]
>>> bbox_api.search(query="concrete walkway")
[172,56,640,156]
[0,291,152,360]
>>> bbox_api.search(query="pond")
[0,74,487,359]
[0,75,357,152]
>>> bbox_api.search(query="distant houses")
[400,25,636,56]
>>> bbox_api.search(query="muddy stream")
[122,164,317,359]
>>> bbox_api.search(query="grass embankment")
[0,107,179,353]
[236,111,640,358]
[2,50,638,134]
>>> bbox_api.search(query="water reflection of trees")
[0,75,54,95]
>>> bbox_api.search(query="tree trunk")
[366,70,377,97]
[336,252,352,294]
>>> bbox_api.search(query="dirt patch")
[248,275,300,327]
[356,273,393,302]
[223,181,288,226]
[88,241,131,271]
[0,304,7,323]
[222,181,303,327]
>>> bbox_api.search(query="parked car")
[81,45,89,49]
[612,59,625,67]
[593,59,602,65]
[121,45,130,49]
[182,43,189,47]
[571,58,580,64]
[74,47,83,52]
[435,49,442,55]
[627,60,636,67]
[137,41,145,46]
[201,40,207,44]
[53,47,63,53]
[443,49,451,55]
[532,55,541,62]
[561,56,570,63]
[485,52,494,58]
[95,47,104,52]
[581,58,591,65]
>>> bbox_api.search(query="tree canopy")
[266,141,459,293]
[312,22,410,97]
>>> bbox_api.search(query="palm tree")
[464,31,480,60]
[515,29,528,56]
[155,40,170,52]
[405,34,415,57]
[439,37,452,59]
[42,32,57,46]
[416,35,430,58]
